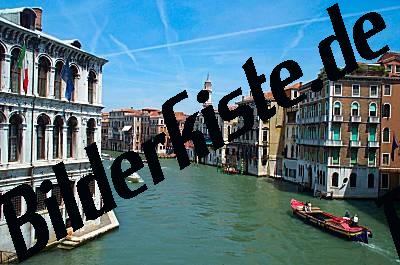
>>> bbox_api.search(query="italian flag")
[17,44,28,94]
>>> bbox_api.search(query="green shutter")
[351,126,358,141]
[369,125,376,141]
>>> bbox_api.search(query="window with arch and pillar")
[351,102,360,116]
[331,172,339,187]
[38,57,51,97]
[9,113,24,162]
[333,101,341,116]
[36,114,50,160]
[70,65,79,102]
[88,71,96,104]
[86,118,96,146]
[54,61,63,100]
[67,117,78,158]
[369,103,377,117]
[53,116,64,159]
[10,48,21,94]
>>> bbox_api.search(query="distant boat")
[101,153,111,160]
[290,199,372,243]
[127,173,144,183]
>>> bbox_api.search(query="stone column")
[2,54,11,92]
[73,127,80,159]
[46,125,53,160]
[0,123,8,164]
[48,66,55,99]
[33,61,39,96]
[62,126,68,159]
[21,124,28,164]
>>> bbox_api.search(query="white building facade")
[0,7,107,255]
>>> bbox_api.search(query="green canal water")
[24,158,399,264]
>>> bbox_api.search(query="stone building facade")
[0,7,107,254]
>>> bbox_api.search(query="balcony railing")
[368,116,380,123]
[332,115,343,122]
[368,141,379,148]
[350,140,361,147]
[351,116,361,123]
[325,140,343,147]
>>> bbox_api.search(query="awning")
[121,126,132,132]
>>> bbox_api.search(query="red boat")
[290,199,372,243]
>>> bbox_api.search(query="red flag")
[23,67,28,94]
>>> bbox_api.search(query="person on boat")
[350,214,359,227]
[343,210,351,220]
[304,201,312,212]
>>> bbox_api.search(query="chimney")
[32,7,42,31]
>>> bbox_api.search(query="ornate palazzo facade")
[0,7,107,254]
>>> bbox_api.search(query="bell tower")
[203,73,212,107]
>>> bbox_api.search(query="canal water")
[24,158,399,265]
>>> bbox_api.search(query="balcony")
[325,140,343,147]
[332,115,343,122]
[351,116,361,123]
[350,140,361,147]
[368,141,379,148]
[368,116,380,123]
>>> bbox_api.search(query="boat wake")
[359,242,398,262]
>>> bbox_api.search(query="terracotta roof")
[377,52,400,63]
[284,82,302,90]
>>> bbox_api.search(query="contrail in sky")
[101,5,400,58]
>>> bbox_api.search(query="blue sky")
[3,1,400,113]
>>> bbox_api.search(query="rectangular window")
[11,196,22,216]
[368,151,376,166]
[350,174,357,188]
[381,173,389,189]
[36,188,46,211]
[53,184,63,206]
[384,85,391,96]
[368,174,375,189]
[370,85,378,97]
[350,149,357,165]
[382,153,390,166]
[351,126,358,141]
[387,65,392,73]
[396,65,400,73]
[332,125,340,141]
[352,84,360,96]
[368,125,376,141]
[332,149,339,165]
[334,84,342,95]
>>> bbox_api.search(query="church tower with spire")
[203,73,212,107]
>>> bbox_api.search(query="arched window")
[87,118,96,146]
[382,128,390,142]
[350,173,357,188]
[351,102,359,116]
[9,113,23,162]
[37,114,50,160]
[382,103,391,118]
[10,48,21,93]
[88,71,96,104]
[54,61,63,100]
[38,57,50,97]
[332,172,339,187]
[53,116,64,159]
[369,103,377,117]
[333,101,341,116]
[70,65,79,102]
[368,174,374,189]
[67,117,78,158]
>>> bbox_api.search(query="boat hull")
[291,199,370,243]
